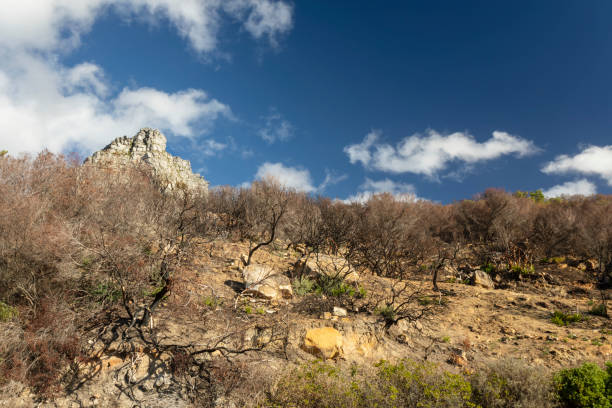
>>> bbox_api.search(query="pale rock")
[85,128,209,193]
[333,306,348,317]
[471,270,495,289]
[242,264,293,300]
[302,327,343,359]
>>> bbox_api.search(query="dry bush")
[469,358,555,408]
[349,193,433,278]
[345,194,443,327]
[209,179,291,266]
[317,197,359,255]
[575,196,612,287]
[282,192,322,255]
[532,200,578,259]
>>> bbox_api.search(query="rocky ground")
[3,240,610,407]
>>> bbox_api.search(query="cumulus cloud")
[541,179,597,198]
[0,0,293,53]
[344,129,539,177]
[0,54,231,154]
[253,163,346,193]
[0,0,293,154]
[255,162,317,192]
[344,178,419,203]
[318,170,348,192]
[542,145,612,186]
[258,109,293,143]
[344,130,379,167]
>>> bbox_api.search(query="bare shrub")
[469,358,555,408]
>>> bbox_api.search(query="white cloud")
[0,53,231,154]
[255,162,317,192]
[0,0,293,53]
[542,145,612,186]
[344,178,418,203]
[541,179,597,198]
[258,109,293,143]
[0,0,293,155]
[225,0,293,46]
[344,130,379,166]
[344,129,539,177]
[318,170,348,192]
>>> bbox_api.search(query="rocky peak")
[85,128,209,193]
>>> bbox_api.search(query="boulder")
[471,270,495,289]
[296,254,359,283]
[302,327,343,359]
[242,264,293,300]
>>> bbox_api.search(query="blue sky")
[1,1,611,202]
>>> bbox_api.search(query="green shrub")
[482,263,496,274]
[294,275,363,299]
[293,276,316,296]
[554,362,611,408]
[202,295,220,309]
[589,303,608,317]
[0,301,17,321]
[606,363,612,395]
[316,275,356,297]
[376,305,396,323]
[551,311,583,326]
[264,360,362,408]
[89,282,121,304]
[511,263,535,275]
[469,358,555,408]
[372,359,474,408]
[263,359,475,408]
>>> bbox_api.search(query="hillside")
[0,142,610,408]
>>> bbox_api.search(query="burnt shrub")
[469,358,555,408]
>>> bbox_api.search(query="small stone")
[333,306,347,317]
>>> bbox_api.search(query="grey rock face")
[85,128,209,193]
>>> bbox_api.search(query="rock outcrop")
[85,128,209,193]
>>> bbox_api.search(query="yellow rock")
[303,327,343,359]
[103,355,124,370]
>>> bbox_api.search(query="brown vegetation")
[0,150,610,405]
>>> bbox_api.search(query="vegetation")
[589,303,609,317]
[264,359,612,408]
[551,311,583,326]
[554,362,612,408]
[264,359,474,408]
[0,301,17,322]
[0,149,611,404]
